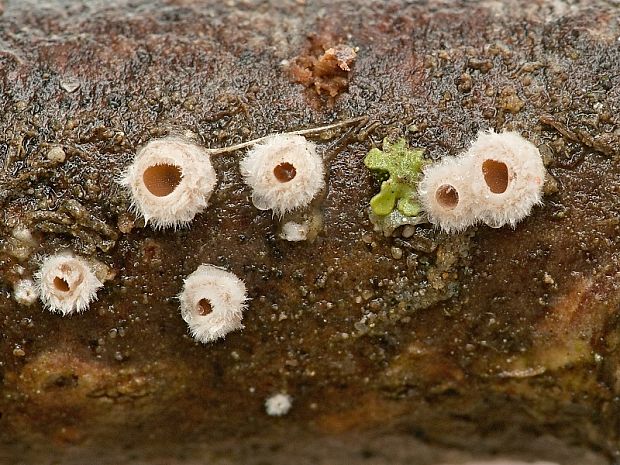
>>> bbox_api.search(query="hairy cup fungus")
[418,156,477,233]
[120,137,217,229]
[35,253,103,315]
[466,130,545,228]
[240,134,325,215]
[179,265,248,344]
[265,393,292,416]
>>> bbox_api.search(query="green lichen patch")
[364,138,425,217]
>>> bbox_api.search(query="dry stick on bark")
[204,116,368,156]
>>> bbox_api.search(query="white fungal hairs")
[418,130,545,232]
[179,265,248,344]
[120,137,217,229]
[265,393,292,416]
[466,130,545,228]
[240,134,325,216]
[418,156,477,233]
[35,253,103,315]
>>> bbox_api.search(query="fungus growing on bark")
[120,137,217,229]
[178,265,248,344]
[265,393,292,416]
[418,156,478,233]
[35,253,103,315]
[466,130,545,228]
[240,134,325,216]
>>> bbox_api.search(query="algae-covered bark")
[0,1,619,464]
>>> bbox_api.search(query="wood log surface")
[0,1,619,464]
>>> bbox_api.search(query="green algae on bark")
[364,138,425,217]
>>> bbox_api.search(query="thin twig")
[205,116,368,155]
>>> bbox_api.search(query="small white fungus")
[179,265,248,344]
[279,221,310,242]
[35,253,103,315]
[418,155,477,233]
[466,130,545,228]
[13,279,39,306]
[120,137,217,229]
[265,393,292,416]
[240,134,325,216]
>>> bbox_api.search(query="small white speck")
[265,393,292,416]
[60,76,81,93]
[13,279,39,306]
[279,221,309,242]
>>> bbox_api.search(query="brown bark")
[0,1,619,463]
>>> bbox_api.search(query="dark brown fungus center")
[482,159,509,194]
[197,298,213,316]
[273,162,297,183]
[436,184,459,209]
[143,164,182,197]
[53,276,70,292]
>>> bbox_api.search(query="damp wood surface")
[0,1,619,464]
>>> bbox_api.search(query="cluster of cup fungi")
[20,123,546,416]
[419,130,546,232]
[33,132,326,342]
[28,126,545,346]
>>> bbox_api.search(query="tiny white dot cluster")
[265,393,292,416]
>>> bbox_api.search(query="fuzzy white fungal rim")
[418,156,478,233]
[179,265,248,344]
[35,253,103,315]
[120,137,217,229]
[240,134,325,216]
[467,130,545,228]
[265,393,292,416]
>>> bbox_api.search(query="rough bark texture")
[0,1,619,464]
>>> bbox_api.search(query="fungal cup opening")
[273,162,297,183]
[197,298,213,316]
[482,159,509,194]
[53,276,70,292]
[143,163,183,197]
[435,184,459,210]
